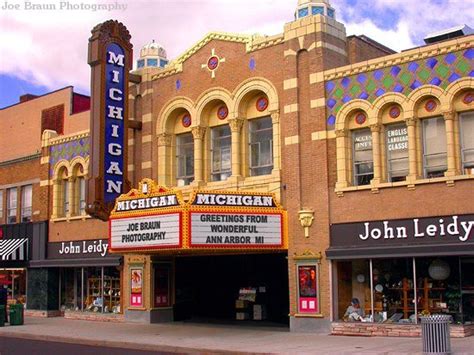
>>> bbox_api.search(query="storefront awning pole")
[412,257,417,324]
[369,259,374,320]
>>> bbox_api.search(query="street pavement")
[0,317,473,354]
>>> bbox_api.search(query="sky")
[0,0,473,108]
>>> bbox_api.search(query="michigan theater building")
[73,0,474,336]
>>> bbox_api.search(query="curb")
[0,331,271,354]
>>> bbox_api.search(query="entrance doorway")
[174,252,289,326]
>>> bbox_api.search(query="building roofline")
[0,85,89,111]
[347,34,397,55]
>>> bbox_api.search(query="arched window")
[249,116,273,176]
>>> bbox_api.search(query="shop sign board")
[110,213,181,250]
[109,179,184,252]
[109,179,288,252]
[190,212,283,247]
[48,239,110,258]
[87,20,133,221]
[330,214,474,247]
[188,190,286,249]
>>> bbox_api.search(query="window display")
[0,269,26,305]
[60,266,121,314]
[335,256,473,324]
[297,264,319,313]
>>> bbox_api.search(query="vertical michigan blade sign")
[87,20,132,221]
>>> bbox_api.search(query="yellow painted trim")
[311,130,336,141]
[128,164,135,171]
[283,78,298,90]
[310,98,326,108]
[48,130,89,146]
[40,180,52,187]
[309,72,324,84]
[142,113,152,123]
[141,135,152,143]
[284,104,299,114]
[284,135,300,146]
[40,156,49,165]
[141,161,152,169]
[284,49,297,57]
[128,138,134,146]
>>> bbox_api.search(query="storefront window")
[60,267,121,314]
[176,133,194,186]
[415,257,461,322]
[386,124,408,182]
[211,125,231,181]
[335,256,473,325]
[336,260,370,321]
[78,177,86,214]
[422,117,447,178]
[154,264,171,307]
[352,129,373,186]
[0,190,4,222]
[0,269,27,305]
[372,258,415,323]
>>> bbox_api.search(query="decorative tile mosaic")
[49,137,90,177]
[325,49,474,126]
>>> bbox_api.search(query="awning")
[29,257,122,268]
[326,243,474,260]
[0,238,28,261]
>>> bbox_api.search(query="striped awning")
[0,238,28,261]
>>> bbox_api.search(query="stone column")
[191,126,206,184]
[406,117,417,182]
[335,129,349,190]
[370,123,381,185]
[443,110,457,177]
[270,111,281,173]
[157,133,172,186]
[51,180,61,219]
[67,177,75,217]
[228,118,244,178]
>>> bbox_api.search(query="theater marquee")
[109,179,287,252]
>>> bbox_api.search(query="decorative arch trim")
[157,96,196,135]
[232,77,279,116]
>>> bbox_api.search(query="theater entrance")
[173,252,289,326]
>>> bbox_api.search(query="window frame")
[62,178,70,217]
[248,116,273,177]
[385,123,409,182]
[20,185,32,223]
[352,129,374,186]
[0,190,3,222]
[422,116,447,179]
[210,124,231,181]
[459,111,474,174]
[7,187,18,224]
[175,132,194,186]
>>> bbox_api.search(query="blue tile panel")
[325,49,474,126]
[49,137,90,177]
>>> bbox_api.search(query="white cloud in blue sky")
[0,0,472,108]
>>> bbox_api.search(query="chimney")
[19,94,38,103]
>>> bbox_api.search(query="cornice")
[48,130,90,146]
[324,35,474,81]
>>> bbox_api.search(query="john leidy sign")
[48,239,109,259]
[330,214,474,247]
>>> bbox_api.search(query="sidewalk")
[0,317,473,354]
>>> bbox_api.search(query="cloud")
[344,19,415,52]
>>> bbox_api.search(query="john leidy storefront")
[0,222,47,310]
[29,238,122,316]
[327,214,474,336]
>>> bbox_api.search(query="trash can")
[0,305,5,327]
[420,314,452,354]
[9,304,24,326]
